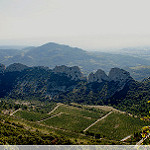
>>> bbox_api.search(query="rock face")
[108,68,132,82]
[86,68,133,100]
[88,69,110,83]
[0,63,134,103]
[108,68,133,91]
[0,64,6,73]
[0,65,84,99]
[5,63,29,72]
[88,68,132,84]
[53,65,84,81]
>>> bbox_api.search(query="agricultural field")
[13,100,57,121]
[42,113,96,132]
[2,101,148,144]
[50,104,106,119]
[88,112,148,140]
[14,110,51,121]
[40,104,107,132]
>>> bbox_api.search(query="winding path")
[83,111,113,132]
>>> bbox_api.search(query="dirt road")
[83,111,113,132]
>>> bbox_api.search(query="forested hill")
[1,42,150,75]
[0,63,150,116]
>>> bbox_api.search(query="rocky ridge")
[108,67,133,91]
[88,69,110,83]
[108,68,132,82]
[0,63,134,103]
[53,65,84,81]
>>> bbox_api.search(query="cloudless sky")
[0,0,150,50]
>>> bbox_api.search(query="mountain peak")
[108,67,133,91]
[53,65,84,81]
[88,69,110,83]
[108,68,132,82]
[38,42,70,49]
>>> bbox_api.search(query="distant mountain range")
[1,42,150,79]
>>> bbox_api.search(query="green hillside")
[88,112,146,140]
[3,100,147,145]
[0,114,72,145]
[41,104,106,132]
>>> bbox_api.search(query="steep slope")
[57,67,150,116]
[109,78,150,116]
[0,63,150,117]
[88,69,110,83]
[0,63,85,100]
[0,63,133,103]
[57,68,134,105]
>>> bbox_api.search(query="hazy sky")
[1,0,150,49]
